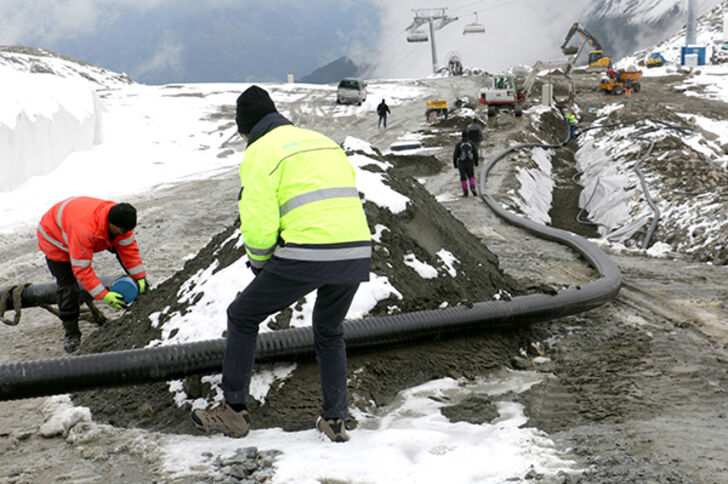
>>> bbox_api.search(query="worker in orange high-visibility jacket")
[37,197,148,352]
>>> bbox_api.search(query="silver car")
[336,78,367,105]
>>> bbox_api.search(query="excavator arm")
[561,22,603,55]
[561,22,611,68]
[519,59,575,100]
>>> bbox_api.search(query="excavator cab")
[588,50,611,68]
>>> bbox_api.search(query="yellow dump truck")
[425,100,448,122]
[599,70,643,95]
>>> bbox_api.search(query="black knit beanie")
[108,203,137,231]
[235,85,277,135]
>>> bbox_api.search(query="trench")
[548,147,599,238]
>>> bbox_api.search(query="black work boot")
[62,319,81,353]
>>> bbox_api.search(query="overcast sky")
[369,0,592,78]
[0,0,707,83]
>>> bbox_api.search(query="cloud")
[365,0,590,79]
[0,0,167,45]
[133,30,185,80]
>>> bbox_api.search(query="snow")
[0,67,103,192]
[437,249,459,277]
[158,372,580,483]
[403,253,439,279]
[511,147,554,226]
[3,29,727,480]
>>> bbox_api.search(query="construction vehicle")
[646,52,666,68]
[425,99,448,122]
[478,59,576,116]
[561,23,611,68]
[599,69,643,95]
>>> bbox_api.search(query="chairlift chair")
[407,29,429,43]
[462,12,485,35]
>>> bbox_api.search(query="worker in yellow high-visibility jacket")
[192,85,371,443]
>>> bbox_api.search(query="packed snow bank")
[0,68,103,192]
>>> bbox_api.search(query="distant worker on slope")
[625,77,633,98]
[377,98,391,128]
[453,129,479,197]
[37,197,148,353]
[191,85,371,443]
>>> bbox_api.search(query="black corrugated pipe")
[0,111,625,401]
[0,277,119,312]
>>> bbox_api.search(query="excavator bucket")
[562,46,578,55]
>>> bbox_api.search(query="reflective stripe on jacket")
[37,196,146,300]
[239,117,371,271]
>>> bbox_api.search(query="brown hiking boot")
[315,416,349,443]
[191,402,251,438]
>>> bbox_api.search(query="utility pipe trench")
[4,115,682,401]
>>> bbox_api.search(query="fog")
[368,0,590,79]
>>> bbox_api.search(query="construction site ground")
[1,70,727,483]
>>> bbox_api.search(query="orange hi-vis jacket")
[37,196,147,300]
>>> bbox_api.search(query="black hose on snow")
[0,113,633,401]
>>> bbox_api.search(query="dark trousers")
[378,114,387,128]
[223,270,359,419]
[46,258,80,322]
[458,161,475,181]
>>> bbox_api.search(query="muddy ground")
[1,69,727,483]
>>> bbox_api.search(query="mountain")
[581,0,723,61]
[0,46,133,86]
[300,56,363,84]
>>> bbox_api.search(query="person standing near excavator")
[565,111,577,139]
[191,85,371,443]
[37,197,148,352]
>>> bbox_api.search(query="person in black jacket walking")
[377,99,391,128]
[465,122,484,155]
[453,130,479,197]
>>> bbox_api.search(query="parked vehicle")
[425,100,448,122]
[478,59,576,117]
[336,78,367,105]
[646,52,666,68]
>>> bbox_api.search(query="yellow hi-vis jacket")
[238,119,371,277]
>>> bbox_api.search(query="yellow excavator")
[561,23,612,68]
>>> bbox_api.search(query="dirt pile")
[73,142,522,434]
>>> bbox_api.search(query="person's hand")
[245,261,261,276]
[102,291,128,309]
[138,278,147,294]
